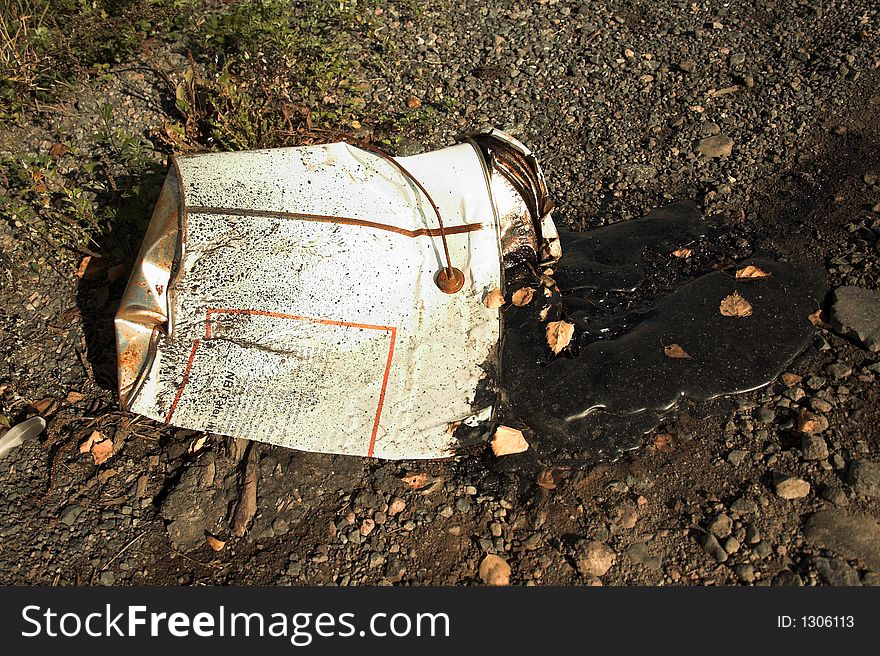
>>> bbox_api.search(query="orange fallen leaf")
[537,466,571,490]
[546,320,574,354]
[672,248,692,258]
[483,287,504,309]
[401,472,429,489]
[735,265,771,279]
[80,430,114,465]
[663,343,691,359]
[49,142,67,159]
[206,535,226,552]
[491,426,529,456]
[719,291,753,317]
[479,554,511,585]
[511,287,535,307]
[808,308,824,326]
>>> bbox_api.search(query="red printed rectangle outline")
[164,308,396,458]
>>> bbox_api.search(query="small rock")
[575,540,616,576]
[731,497,758,515]
[99,570,116,586]
[752,541,772,559]
[801,435,829,461]
[809,398,832,413]
[735,563,755,583]
[678,60,696,73]
[804,510,880,570]
[774,474,810,499]
[753,406,775,423]
[820,485,849,506]
[478,554,511,586]
[847,460,880,497]
[825,363,853,380]
[360,519,376,536]
[697,134,734,158]
[812,557,861,586]
[388,497,406,516]
[728,450,749,467]
[708,513,733,538]
[723,536,741,554]
[59,504,83,526]
[806,375,826,390]
[774,570,803,586]
[797,409,829,434]
[829,286,880,351]
[701,533,728,563]
[625,542,662,570]
[700,121,721,136]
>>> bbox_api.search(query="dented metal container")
[116,129,559,459]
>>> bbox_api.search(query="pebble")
[820,485,849,506]
[774,475,810,499]
[753,406,775,423]
[847,460,880,497]
[723,536,741,554]
[707,513,733,538]
[751,541,772,559]
[730,497,758,515]
[734,563,755,583]
[801,435,829,461]
[701,533,728,563]
[824,363,852,380]
[99,570,116,586]
[804,510,880,571]
[696,134,734,158]
[625,542,662,570]
[828,286,880,351]
[812,557,861,586]
[575,540,616,576]
[727,450,749,467]
[59,504,83,526]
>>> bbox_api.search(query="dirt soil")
[1,0,880,586]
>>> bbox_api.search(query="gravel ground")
[1,0,879,586]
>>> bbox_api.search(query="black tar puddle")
[495,201,826,470]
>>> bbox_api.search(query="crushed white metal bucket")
[116,130,559,459]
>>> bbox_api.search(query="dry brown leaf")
[49,142,67,159]
[719,291,753,317]
[539,273,557,289]
[539,306,551,321]
[491,425,529,456]
[735,265,771,279]
[808,308,824,326]
[76,256,104,281]
[97,468,117,484]
[401,472,429,489]
[206,535,226,552]
[483,287,504,309]
[781,372,802,387]
[672,248,693,258]
[80,430,114,465]
[663,343,691,359]
[653,433,677,452]
[479,554,511,586]
[65,391,85,404]
[536,466,571,490]
[32,397,57,415]
[511,287,535,307]
[546,320,574,354]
